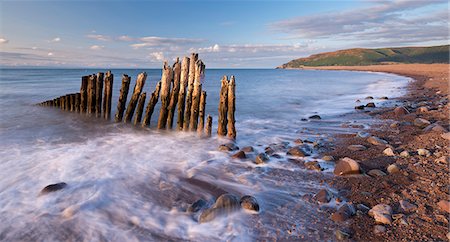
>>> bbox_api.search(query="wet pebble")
[387,164,400,174]
[322,155,335,161]
[400,150,410,157]
[331,203,356,222]
[369,204,393,224]
[305,161,322,171]
[413,118,431,128]
[393,106,409,116]
[308,115,321,120]
[399,200,417,213]
[347,144,367,151]
[218,143,239,151]
[187,199,207,213]
[240,195,259,212]
[40,182,67,195]
[314,189,333,203]
[241,146,254,153]
[367,136,388,146]
[231,151,246,159]
[383,147,395,156]
[255,153,269,164]
[366,102,376,108]
[367,169,387,177]
[287,145,310,157]
[417,148,431,157]
[335,229,351,240]
[199,194,240,223]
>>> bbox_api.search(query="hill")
[278,45,449,68]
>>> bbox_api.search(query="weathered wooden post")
[70,94,76,112]
[183,53,198,131]
[124,72,147,123]
[95,72,104,117]
[197,91,207,133]
[217,76,229,136]
[189,59,205,131]
[227,76,236,139]
[80,76,88,113]
[103,71,114,119]
[60,96,65,110]
[75,93,81,112]
[87,75,97,115]
[166,58,181,129]
[133,92,147,125]
[157,62,173,129]
[65,94,71,111]
[114,74,131,122]
[176,56,190,130]
[142,81,161,127]
[205,115,212,137]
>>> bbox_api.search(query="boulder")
[305,161,322,171]
[309,115,322,120]
[387,164,400,174]
[348,145,367,151]
[366,102,376,108]
[313,189,333,203]
[199,194,240,223]
[231,151,246,159]
[187,199,207,213]
[241,146,254,153]
[331,203,356,222]
[399,200,417,213]
[287,145,311,157]
[383,147,395,156]
[40,182,67,195]
[240,195,259,212]
[393,106,409,116]
[423,124,447,133]
[367,136,388,146]
[369,204,393,224]
[255,153,269,164]
[218,143,239,151]
[413,118,431,128]
[334,157,360,176]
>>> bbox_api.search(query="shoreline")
[311,64,449,240]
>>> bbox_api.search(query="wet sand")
[308,64,449,240]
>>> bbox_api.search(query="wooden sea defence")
[38,53,237,139]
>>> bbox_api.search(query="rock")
[331,203,356,222]
[373,225,386,234]
[264,147,275,155]
[271,154,282,159]
[383,147,395,156]
[416,106,429,113]
[390,122,400,128]
[231,151,246,159]
[435,156,449,164]
[437,200,450,213]
[218,143,239,151]
[322,155,334,161]
[356,131,370,138]
[365,96,374,99]
[356,204,371,213]
[413,118,431,128]
[399,200,417,213]
[441,132,450,140]
[305,161,322,171]
[187,199,207,213]
[240,195,259,212]
[293,139,303,144]
[423,124,447,133]
[287,145,311,157]
[199,194,240,223]
[355,105,365,110]
[255,153,269,164]
[393,106,409,116]
[334,157,360,176]
[309,115,322,120]
[369,204,393,224]
[241,146,254,153]
[335,229,351,240]
[400,150,410,158]
[40,182,67,195]
[314,189,332,203]
[367,136,388,146]
[387,164,400,174]
[367,169,387,177]
[380,96,389,100]
[366,102,376,108]
[417,148,431,157]
[348,144,367,151]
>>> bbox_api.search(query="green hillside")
[278,45,449,68]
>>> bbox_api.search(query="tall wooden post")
[95,72,104,117]
[60,96,65,110]
[114,74,131,122]
[124,72,147,123]
[80,76,88,113]
[176,56,190,130]
[197,91,207,133]
[65,94,71,111]
[205,115,212,137]
[183,53,198,131]
[75,93,81,112]
[103,71,114,119]
[157,62,173,129]
[217,76,229,136]
[142,81,161,127]
[227,76,236,139]
[87,75,97,115]
[189,59,205,131]
[133,92,147,125]
[70,94,76,112]
[166,58,181,129]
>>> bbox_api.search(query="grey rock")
[309,115,322,120]
[367,169,387,177]
[187,199,207,213]
[218,143,239,151]
[199,194,240,223]
[367,136,388,146]
[331,203,356,222]
[348,144,367,151]
[413,118,431,128]
[399,200,417,213]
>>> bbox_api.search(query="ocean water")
[0,68,410,241]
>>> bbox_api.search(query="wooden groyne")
[38,53,237,139]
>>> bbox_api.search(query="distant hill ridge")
[278,45,449,68]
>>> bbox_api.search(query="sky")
[0,0,448,68]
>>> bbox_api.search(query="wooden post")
[87,75,97,115]
[197,91,207,133]
[75,93,81,112]
[227,76,236,139]
[65,94,71,111]
[133,92,147,125]
[157,62,173,129]
[217,76,229,136]
[205,115,212,137]
[60,96,65,110]
[142,81,161,127]
[183,53,198,131]
[124,72,147,123]
[166,58,181,129]
[95,72,104,117]
[189,59,205,131]
[70,94,76,112]
[114,74,131,122]
[80,76,88,113]
[176,56,190,130]
[103,71,114,119]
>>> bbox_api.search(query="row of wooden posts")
[38,53,237,139]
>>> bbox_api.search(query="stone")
[309,115,321,120]
[369,204,393,224]
[380,96,389,100]
[417,148,431,157]
[314,189,332,203]
[365,96,374,99]
[366,102,376,108]
[367,169,387,177]
[255,153,269,164]
[413,118,431,128]
[387,164,400,174]
[356,204,371,213]
[441,132,450,140]
[437,200,450,213]
[348,144,367,151]
[40,182,67,195]
[305,161,322,171]
[287,145,311,157]
[218,143,239,151]
[390,122,400,128]
[373,225,386,234]
[231,151,246,159]
[355,105,365,110]
[382,147,395,156]
[393,106,409,116]
[264,147,275,155]
[335,229,350,240]
[187,199,207,213]
[435,156,449,164]
[417,106,429,113]
[367,136,388,146]
[334,157,360,176]
[357,131,370,138]
[293,139,303,144]
[331,203,356,222]
[399,200,417,213]
[322,155,334,161]
[199,194,240,223]
[240,195,259,212]
[400,150,410,158]
[241,146,254,153]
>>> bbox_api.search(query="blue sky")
[0,0,448,68]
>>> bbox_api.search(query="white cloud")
[50,37,61,42]
[118,35,133,41]
[131,36,204,49]
[0,38,9,44]
[47,52,54,56]
[90,45,104,50]
[86,34,111,41]
[149,52,165,61]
